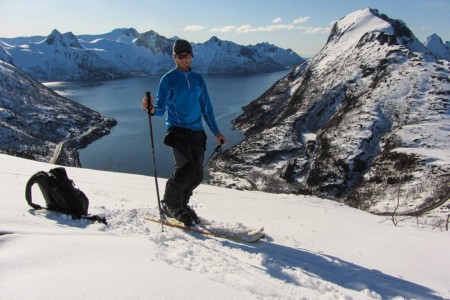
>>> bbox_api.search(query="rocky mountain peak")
[206,36,222,44]
[113,27,139,38]
[325,8,427,57]
[135,30,172,54]
[45,30,82,49]
[425,33,450,60]
[209,8,450,221]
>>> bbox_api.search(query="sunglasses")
[175,53,192,60]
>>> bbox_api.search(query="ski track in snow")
[104,207,368,300]
[102,204,439,300]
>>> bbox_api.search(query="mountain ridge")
[0,60,116,165]
[0,28,305,81]
[208,8,450,222]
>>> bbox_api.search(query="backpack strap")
[25,171,48,210]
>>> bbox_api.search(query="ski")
[144,216,265,243]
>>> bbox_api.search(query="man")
[142,39,227,227]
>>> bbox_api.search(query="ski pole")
[203,144,222,169]
[145,91,164,231]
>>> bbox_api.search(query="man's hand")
[142,95,156,115]
[216,133,227,147]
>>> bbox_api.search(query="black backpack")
[25,167,107,224]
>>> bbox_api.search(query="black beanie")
[173,39,193,56]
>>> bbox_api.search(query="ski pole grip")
[145,91,151,109]
[145,91,154,114]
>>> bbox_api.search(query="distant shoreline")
[50,117,117,167]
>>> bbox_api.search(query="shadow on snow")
[220,237,442,299]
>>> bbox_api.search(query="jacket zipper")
[184,73,191,90]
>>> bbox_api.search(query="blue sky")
[0,0,449,57]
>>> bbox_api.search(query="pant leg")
[162,147,195,208]
[162,129,206,209]
[183,147,204,206]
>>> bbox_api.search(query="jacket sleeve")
[154,77,168,117]
[200,80,220,136]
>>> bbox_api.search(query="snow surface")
[1,153,449,300]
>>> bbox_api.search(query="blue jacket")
[154,68,220,136]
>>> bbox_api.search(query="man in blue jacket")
[143,39,227,226]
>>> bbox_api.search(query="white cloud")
[184,25,204,31]
[209,15,329,35]
[211,23,294,33]
[210,25,238,33]
[297,25,331,34]
[266,24,295,31]
[293,16,310,24]
[272,17,282,24]
[236,24,254,33]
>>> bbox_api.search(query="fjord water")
[45,70,289,178]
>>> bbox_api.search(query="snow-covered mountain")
[0,28,304,81]
[1,153,449,299]
[209,8,450,222]
[1,29,128,81]
[424,33,450,60]
[191,36,301,73]
[0,42,13,64]
[78,28,140,43]
[0,60,116,165]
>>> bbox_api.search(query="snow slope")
[1,153,449,300]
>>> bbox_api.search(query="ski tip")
[241,232,266,243]
[248,227,264,236]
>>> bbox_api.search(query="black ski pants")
[162,127,206,209]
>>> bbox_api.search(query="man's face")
[174,53,192,71]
